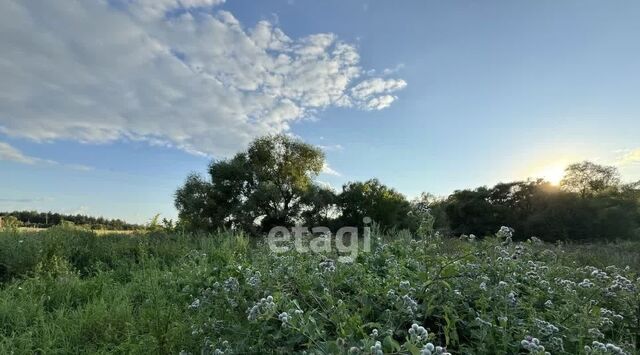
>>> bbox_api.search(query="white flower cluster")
[402,294,419,316]
[408,323,428,341]
[278,312,290,326]
[497,226,514,242]
[506,291,517,306]
[319,259,336,273]
[223,277,239,293]
[600,308,624,322]
[529,236,542,244]
[555,278,577,291]
[588,328,605,339]
[460,234,478,242]
[521,336,550,354]
[188,298,201,309]
[590,268,609,281]
[579,278,595,288]
[586,341,628,354]
[197,338,230,354]
[247,295,276,321]
[370,340,383,355]
[534,318,559,336]
[608,275,635,292]
[247,271,261,288]
[420,343,450,355]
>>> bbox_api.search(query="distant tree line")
[0,211,139,230]
[176,135,640,241]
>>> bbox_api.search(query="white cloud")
[321,163,341,176]
[318,143,344,152]
[0,141,92,171]
[350,78,407,110]
[0,0,406,157]
[0,142,37,165]
[618,148,640,166]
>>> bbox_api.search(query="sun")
[536,164,566,185]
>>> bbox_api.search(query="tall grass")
[0,227,638,354]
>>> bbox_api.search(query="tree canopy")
[437,164,640,241]
[560,161,621,196]
[176,139,640,242]
[175,135,416,234]
[175,134,325,233]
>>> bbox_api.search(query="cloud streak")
[0,141,92,171]
[0,142,40,165]
[0,0,406,157]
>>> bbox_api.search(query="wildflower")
[521,336,545,352]
[588,328,605,339]
[246,295,276,321]
[278,312,290,326]
[497,226,514,242]
[247,272,261,288]
[319,259,336,273]
[370,329,379,338]
[188,298,201,309]
[534,318,559,335]
[402,294,419,315]
[578,279,594,288]
[370,340,383,355]
[223,277,239,293]
[409,323,428,341]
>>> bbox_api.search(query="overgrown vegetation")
[1,227,638,354]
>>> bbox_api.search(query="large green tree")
[560,161,621,197]
[175,135,324,233]
[337,179,416,231]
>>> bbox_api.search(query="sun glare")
[536,164,566,185]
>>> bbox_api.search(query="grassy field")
[0,227,638,354]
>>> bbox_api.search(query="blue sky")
[1,0,639,223]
